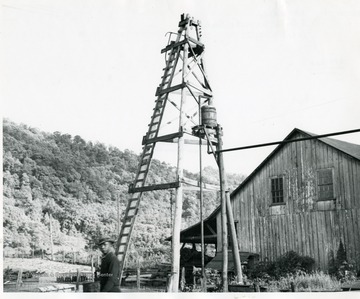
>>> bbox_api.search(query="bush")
[328,241,357,282]
[248,251,315,280]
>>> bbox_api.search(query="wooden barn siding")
[229,134,360,270]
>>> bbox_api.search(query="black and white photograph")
[2,0,360,297]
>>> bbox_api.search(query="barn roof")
[302,129,360,160]
[231,128,360,196]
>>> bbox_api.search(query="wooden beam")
[182,177,220,191]
[156,83,186,96]
[183,185,217,192]
[180,235,217,242]
[187,36,204,48]
[161,40,187,53]
[206,223,217,235]
[187,81,213,97]
[128,181,180,193]
[142,131,183,145]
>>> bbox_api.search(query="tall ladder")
[115,18,186,280]
[115,13,218,285]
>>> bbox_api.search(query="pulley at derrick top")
[201,105,217,128]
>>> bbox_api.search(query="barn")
[181,128,360,272]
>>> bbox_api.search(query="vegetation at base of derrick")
[3,119,245,267]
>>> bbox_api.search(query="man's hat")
[98,237,115,246]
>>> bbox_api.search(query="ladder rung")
[163,64,174,71]
[162,73,171,79]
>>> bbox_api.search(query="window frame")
[317,168,335,201]
[270,175,286,206]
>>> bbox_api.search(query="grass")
[265,271,342,292]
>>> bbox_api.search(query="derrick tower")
[115,13,242,292]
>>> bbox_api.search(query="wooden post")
[217,125,243,287]
[136,265,141,290]
[169,14,189,293]
[76,268,80,291]
[226,190,243,284]
[199,102,206,292]
[16,268,23,291]
[117,194,120,234]
[180,267,186,291]
[216,125,228,292]
[91,255,94,281]
[49,212,54,261]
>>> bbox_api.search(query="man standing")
[98,237,121,292]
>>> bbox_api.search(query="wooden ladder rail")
[115,26,186,283]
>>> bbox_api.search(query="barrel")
[201,105,217,128]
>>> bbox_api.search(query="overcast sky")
[3,0,360,175]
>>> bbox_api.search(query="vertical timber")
[170,25,189,291]
[216,125,228,291]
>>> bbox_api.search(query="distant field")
[3,258,92,274]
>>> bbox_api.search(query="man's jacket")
[100,251,121,292]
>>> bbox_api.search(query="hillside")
[2,119,245,268]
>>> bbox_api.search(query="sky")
[2,0,360,176]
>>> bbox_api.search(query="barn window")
[318,169,334,200]
[271,177,284,204]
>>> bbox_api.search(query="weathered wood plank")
[324,211,332,268]
[353,208,360,267]
[308,212,317,264]
[354,161,360,209]
[313,212,321,269]
[346,209,355,263]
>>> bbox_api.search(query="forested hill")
[3,119,245,267]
